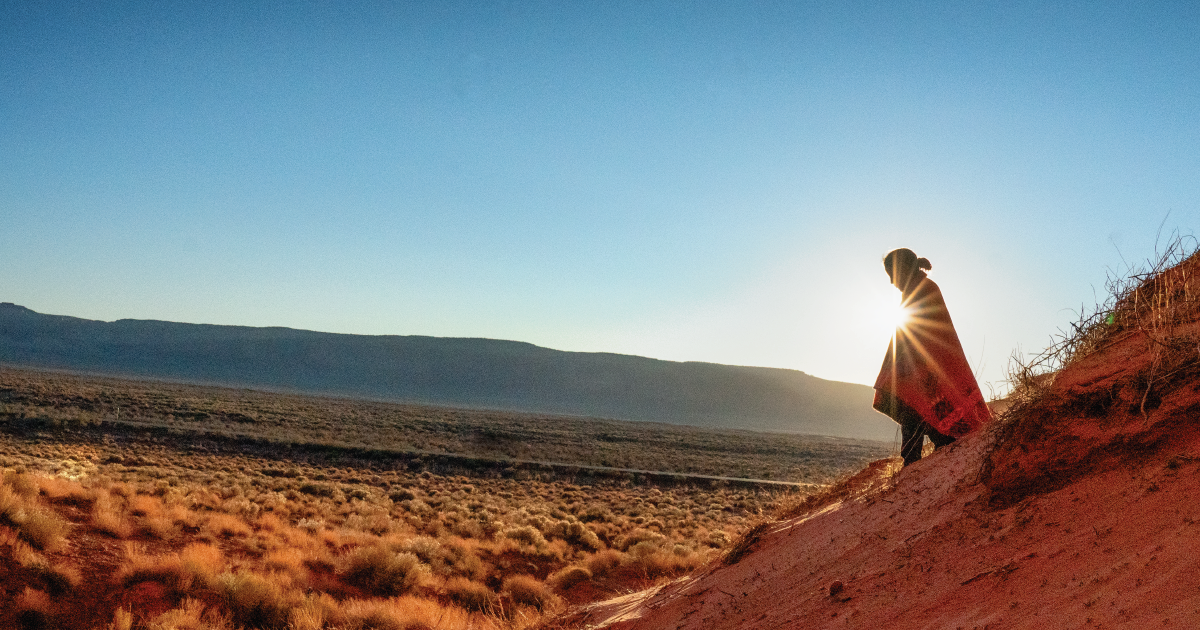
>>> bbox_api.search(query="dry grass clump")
[585,549,625,578]
[37,475,95,507]
[213,571,296,629]
[1004,234,1200,411]
[547,565,592,592]
[0,481,71,551]
[91,493,134,538]
[615,528,664,552]
[339,596,485,630]
[503,524,548,548]
[204,512,253,538]
[502,574,561,613]
[446,575,499,612]
[143,598,233,630]
[180,542,226,585]
[12,540,80,595]
[340,545,427,596]
[118,543,192,590]
[773,458,900,522]
[975,232,1200,487]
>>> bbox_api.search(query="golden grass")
[213,571,296,629]
[340,545,427,596]
[0,481,70,551]
[203,512,253,538]
[91,493,133,538]
[38,475,95,506]
[118,542,190,589]
[584,549,624,577]
[143,598,233,630]
[502,574,561,613]
[0,371,817,630]
[547,565,592,592]
[446,575,500,612]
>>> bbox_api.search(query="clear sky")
[3,1,1199,393]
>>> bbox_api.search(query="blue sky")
[3,0,1199,392]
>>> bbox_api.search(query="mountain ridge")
[0,302,895,441]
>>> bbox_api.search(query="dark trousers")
[899,412,955,466]
[876,393,956,466]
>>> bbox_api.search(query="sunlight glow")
[885,301,913,334]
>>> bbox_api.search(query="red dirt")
[564,294,1200,628]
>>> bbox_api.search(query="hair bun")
[917,257,932,271]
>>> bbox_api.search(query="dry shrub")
[0,484,69,551]
[401,535,441,563]
[501,575,560,612]
[37,475,93,507]
[1002,233,1200,410]
[129,494,162,517]
[427,536,485,580]
[623,540,706,579]
[263,546,306,575]
[92,494,133,538]
[144,514,178,539]
[9,506,70,552]
[214,571,295,629]
[204,513,252,538]
[585,549,625,577]
[286,593,340,630]
[445,576,498,612]
[168,504,201,529]
[254,513,285,532]
[145,598,232,630]
[553,520,602,551]
[345,511,392,535]
[10,539,43,565]
[547,565,592,592]
[775,458,900,521]
[338,596,466,630]
[180,543,226,586]
[616,528,663,552]
[119,543,188,589]
[5,471,40,497]
[340,546,426,596]
[723,520,769,566]
[503,525,547,548]
[0,484,22,519]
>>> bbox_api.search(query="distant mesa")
[0,303,895,441]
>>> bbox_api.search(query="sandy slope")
[564,301,1200,628]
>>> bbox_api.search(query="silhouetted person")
[873,249,990,466]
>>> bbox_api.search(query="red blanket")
[873,277,991,437]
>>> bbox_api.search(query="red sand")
[566,318,1200,628]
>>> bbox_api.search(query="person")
[873,249,991,466]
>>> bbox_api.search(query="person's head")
[883,248,931,291]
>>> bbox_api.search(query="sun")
[859,285,915,342]
[884,301,913,332]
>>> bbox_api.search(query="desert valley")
[5,245,1200,628]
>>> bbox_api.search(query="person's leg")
[900,413,926,466]
[926,425,956,450]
